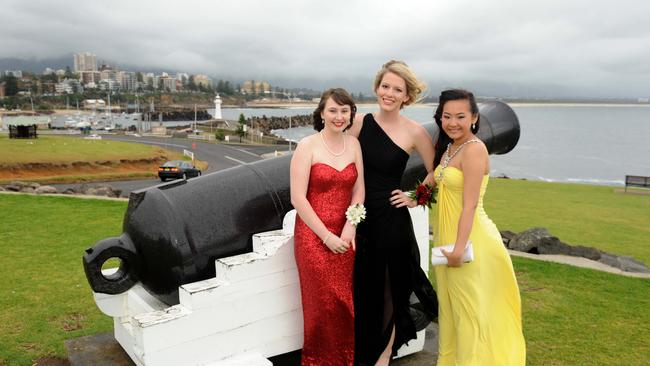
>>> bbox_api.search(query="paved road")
[52,135,288,197]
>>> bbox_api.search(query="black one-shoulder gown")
[354,114,438,365]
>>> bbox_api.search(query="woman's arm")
[290,138,351,253]
[339,137,365,250]
[442,142,487,267]
[390,121,437,208]
[411,121,437,187]
[347,113,365,138]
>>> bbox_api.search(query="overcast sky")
[2,0,649,98]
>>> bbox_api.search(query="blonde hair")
[373,60,426,107]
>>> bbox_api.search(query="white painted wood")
[93,207,432,365]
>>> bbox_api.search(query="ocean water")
[221,104,650,186]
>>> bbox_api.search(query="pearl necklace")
[319,131,346,157]
[437,138,480,180]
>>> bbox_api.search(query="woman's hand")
[340,222,357,251]
[390,189,417,208]
[441,247,464,267]
[422,171,437,188]
[323,232,351,254]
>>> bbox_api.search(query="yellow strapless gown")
[433,165,526,366]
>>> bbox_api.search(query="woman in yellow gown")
[431,89,526,365]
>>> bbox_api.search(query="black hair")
[433,89,480,169]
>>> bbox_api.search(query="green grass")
[513,256,650,366]
[0,134,167,164]
[483,178,650,265]
[1,178,649,365]
[0,194,125,365]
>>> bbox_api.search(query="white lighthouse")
[213,93,223,120]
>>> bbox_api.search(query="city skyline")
[2,0,650,98]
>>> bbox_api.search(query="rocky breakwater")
[246,114,313,135]
[1,181,122,198]
[501,227,650,274]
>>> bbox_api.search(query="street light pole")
[288,91,292,152]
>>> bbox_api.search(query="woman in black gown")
[347,60,438,365]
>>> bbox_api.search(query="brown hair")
[312,88,357,132]
[373,60,426,108]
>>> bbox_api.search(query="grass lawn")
[0,194,125,366]
[1,177,649,365]
[0,134,165,164]
[513,256,650,366]
[482,178,650,265]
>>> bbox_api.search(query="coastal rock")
[84,186,122,198]
[507,227,553,253]
[599,253,650,274]
[569,245,602,261]
[508,227,650,273]
[20,187,36,194]
[500,230,517,247]
[10,181,40,189]
[4,185,21,192]
[0,186,5,191]
[35,186,58,194]
[62,188,77,195]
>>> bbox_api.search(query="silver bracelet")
[323,231,332,246]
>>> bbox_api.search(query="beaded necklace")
[437,138,480,180]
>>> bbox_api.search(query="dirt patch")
[59,313,85,332]
[0,158,167,182]
[32,356,70,366]
[20,343,37,351]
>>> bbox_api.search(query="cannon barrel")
[83,101,520,305]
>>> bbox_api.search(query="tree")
[188,75,197,91]
[1,75,19,96]
[217,80,225,93]
[236,123,245,142]
[224,81,233,95]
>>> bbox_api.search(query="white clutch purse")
[431,241,474,266]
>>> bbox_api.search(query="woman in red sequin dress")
[291,88,365,366]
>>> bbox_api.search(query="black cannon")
[83,101,520,305]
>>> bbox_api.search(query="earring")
[472,123,475,130]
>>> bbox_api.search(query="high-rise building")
[194,74,213,89]
[73,52,97,72]
[79,71,101,86]
[117,71,136,91]
[242,80,271,94]
[3,70,23,78]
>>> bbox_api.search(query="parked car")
[158,160,202,182]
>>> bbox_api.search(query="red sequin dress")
[294,162,357,366]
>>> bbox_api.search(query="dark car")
[158,160,202,182]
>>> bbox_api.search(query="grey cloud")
[1,0,649,98]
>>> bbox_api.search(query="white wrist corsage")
[345,203,366,227]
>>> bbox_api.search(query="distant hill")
[0,56,73,73]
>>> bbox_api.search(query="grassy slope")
[0,135,167,164]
